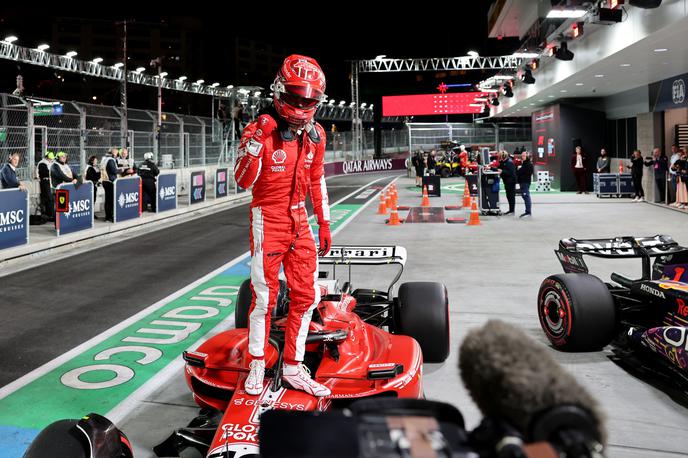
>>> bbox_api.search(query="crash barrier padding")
[55,182,93,237]
[216,168,229,199]
[324,158,408,177]
[189,170,206,205]
[422,175,441,197]
[0,188,29,250]
[593,173,634,198]
[114,176,142,223]
[156,173,177,213]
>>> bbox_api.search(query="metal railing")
[406,122,531,153]
[1,92,414,183]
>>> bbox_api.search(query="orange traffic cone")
[462,180,472,208]
[377,191,388,215]
[466,197,481,226]
[385,189,393,209]
[387,200,402,226]
[421,185,430,207]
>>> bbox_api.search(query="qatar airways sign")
[382,92,487,116]
[325,158,407,177]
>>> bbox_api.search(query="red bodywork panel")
[184,296,424,456]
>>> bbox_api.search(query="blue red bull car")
[537,235,688,387]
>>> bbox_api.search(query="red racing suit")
[234,111,330,366]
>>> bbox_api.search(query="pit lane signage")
[0,188,29,250]
[324,158,407,177]
[216,168,228,199]
[114,176,141,223]
[190,170,205,205]
[56,182,93,236]
[157,173,177,213]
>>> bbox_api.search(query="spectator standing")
[669,145,681,205]
[498,150,517,215]
[50,152,77,188]
[412,151,425,187]
[117,148,135,177]
[628,150,645,202]
[674,150,688,209]
[137,152,160,212]
[571,146,588,194]
[596,148,611,173]
[100,149,119,222]
[644,148,669,203]
[516,151,533,218]
[85,155,100,213]
[427,150,437,175]
[36,151,55,219]
[0,151,27,190]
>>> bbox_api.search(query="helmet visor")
[280,91,320,109]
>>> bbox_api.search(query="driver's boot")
[282,363,331,397]
[244,359,265,395]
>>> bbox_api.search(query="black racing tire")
[235,279,288,328]
[394,282,450,363]
[24,420,86,458]
[537,273,616,351]
[440,167,451,178]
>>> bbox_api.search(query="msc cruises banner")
[56,182,93,236]
[157,173,177,213]
[114,176,142,223]
[0,188,29,250]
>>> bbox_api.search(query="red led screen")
[382,92,488,116]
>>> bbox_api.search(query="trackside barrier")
[189,170,206,205]
[114,176,142,223]
[156,173,178,213]
[55,182,94,236]
[0,188,29,250]
[216,168,228,199]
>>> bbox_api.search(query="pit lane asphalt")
[0,172,396,388]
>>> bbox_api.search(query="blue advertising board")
[651,72,688,112]
[56,182,93,236]
[216,168,228,199]
[190,171,205,205]
[114,176,141,223]
[157,173,177,213]
[0,188,29,250]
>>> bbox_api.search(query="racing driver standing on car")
[234,55,332,397]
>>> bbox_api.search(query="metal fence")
[406,122,531,153]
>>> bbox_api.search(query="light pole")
[151,57,163,162]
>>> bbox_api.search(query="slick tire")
[537,273,616,351]
[235,279,288,328]
[395,282,450,363]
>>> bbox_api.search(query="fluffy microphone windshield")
[459,320,606,443]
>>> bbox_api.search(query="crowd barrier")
[56,182,94,236]
[0,188,29,250]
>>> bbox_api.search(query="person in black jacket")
[517,151,534,217]
[644,147,669,203]
[498,151,517,215]
[85,155,100,209]
[50,152,77,188]
[137,152,160,212]
[411,151,425,187]
[101,148,119,222]
[571,146,588,194]
[36,151,55,220]
[628,150,645,202]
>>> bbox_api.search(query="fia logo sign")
[672,79,685,105]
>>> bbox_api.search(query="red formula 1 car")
[155,245,450,457]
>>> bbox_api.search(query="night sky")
[0,5,519,123]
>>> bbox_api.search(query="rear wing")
[319,245,407,266]
[319,246,407,296]
[556,235,688,277]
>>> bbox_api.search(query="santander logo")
[272,150,287,164]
